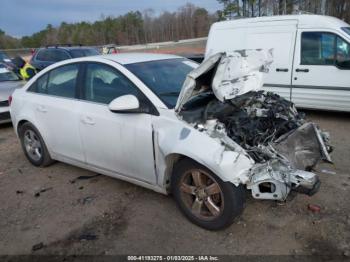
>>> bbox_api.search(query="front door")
[78,62,157,184]
[292,30,350,111]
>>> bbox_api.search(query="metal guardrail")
[0,37,207,58]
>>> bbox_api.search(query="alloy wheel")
[23,130,42,162]
[179,169,224,220]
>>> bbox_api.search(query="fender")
[152,116,254,188]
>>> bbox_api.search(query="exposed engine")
[176,50,332,201]
[180,90,307,163]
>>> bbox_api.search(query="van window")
[301,32,336,65]
[336,37,350,69]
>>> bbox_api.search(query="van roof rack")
[45,44,84,48]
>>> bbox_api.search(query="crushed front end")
[176,50,332,201]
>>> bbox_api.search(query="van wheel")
[19,122,54,167]
[171,158,245,230]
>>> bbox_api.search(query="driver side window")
[301,31,350,69]
[336,37,350,69]
[83,63,142,104]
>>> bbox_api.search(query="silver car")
[0,64,24,124]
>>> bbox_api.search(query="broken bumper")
[247,160,321,201]
[246,123,331,201]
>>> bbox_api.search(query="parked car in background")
[102,44,120,54]
[205,15,350,112]
[0,50,16,69]
[10,53,331,230]
[0,64,24,124]
[30,45,100,71]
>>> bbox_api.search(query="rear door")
[78,62,157,184]
[291,30,350,111]
[31,63,85,162]
[245,20,298,100]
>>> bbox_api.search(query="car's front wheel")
[19,122,54,167]
[171,158,245,230]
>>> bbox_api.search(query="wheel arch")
[163,152,219,194]
[17,119,29,134]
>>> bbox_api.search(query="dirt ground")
[0,110,349,256]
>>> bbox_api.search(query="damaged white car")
[10,51,332,230]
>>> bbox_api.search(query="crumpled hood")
[0,81,24,101]
[175,49,273,112]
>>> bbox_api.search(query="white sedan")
[10,52,331,230]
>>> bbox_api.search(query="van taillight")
[8,95,12,106]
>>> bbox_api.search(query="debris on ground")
[70,174,101,184]
[32,242,44,251]
[78,234,98,241]
[34,187,53,197]
[78,186,84,190]
[320,169,337,175]
[78,196,95,205]
[16,190,24,194]
[308,204,321,213]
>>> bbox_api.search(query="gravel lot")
[0,110,349,256]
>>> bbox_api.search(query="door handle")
[36,105,47,113]
[295,68,309,73]
[81,116,95,125]
[276,68,289,72]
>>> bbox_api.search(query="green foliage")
[6,5,217,49]
[0,28,21,49]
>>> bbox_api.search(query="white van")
[205,15,350,112]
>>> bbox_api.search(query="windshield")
[126,58,198,108]
[70,48,99,58]
[0,66,20,82]
[342,27,350,36]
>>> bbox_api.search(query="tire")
[19,122,54,167]
[171,158,245,230]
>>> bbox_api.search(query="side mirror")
[336,60,350,69]
[108,95,140,113]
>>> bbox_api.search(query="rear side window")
[29,64,79,98]
[301,32,336,65]
[83,63,142,104]
[69,49,99,58]
[36,49,70,62]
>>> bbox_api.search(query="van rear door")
[245,20,298,101]
[291,30,350,111]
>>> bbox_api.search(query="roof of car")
[39,46,96,51]
[101,53,183,65]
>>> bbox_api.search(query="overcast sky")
[0,0,222,38]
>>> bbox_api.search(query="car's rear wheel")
[19,122,54,167]
[171,158,245,230]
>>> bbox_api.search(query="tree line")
[0,4,216,49]
[218,0,350,20]
[0,1,349,49]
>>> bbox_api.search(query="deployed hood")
[175,49,273,112]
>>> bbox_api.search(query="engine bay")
[176,50,333,201]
